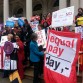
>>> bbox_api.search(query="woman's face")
[38,25,42,30]
[7,35,13,41]
[43,22,48,27]
[78,9,83,14]
[15,36,20,41]
[34,35,38,41]
[7,36,11,41]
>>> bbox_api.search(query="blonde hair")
[7,34,13,41]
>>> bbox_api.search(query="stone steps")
[24,67,82,83]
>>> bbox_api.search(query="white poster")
[11,60,17,70]
[4,58,10,70]
[31,21,39,32]
[52,6,74,27]
[1,36,8,46]
[36,29,46,48]
[13,43,19,49]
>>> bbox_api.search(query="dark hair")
[14,26,18,29]
[78,8,83,12]
[24,19,28,24]
[31,33,38,41]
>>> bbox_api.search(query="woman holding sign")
[30,33,46,83]
[3,34,16,77]
[75,8,83,26]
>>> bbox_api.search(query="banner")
[36,29,46,48]
[52,6,74,27]
[75,26,83,39]
[4,59,17,70]
[44,30,81,83]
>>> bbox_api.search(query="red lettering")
[53,47,58,54]
[38,39,42,44]
[50,36,54,42]
[48,45,53,53]
[55,37,60,46]
[48,45,64,57]
[49,35,74,48]
[58,48,64,57]
[72,39,74,48]
[60,40,65,46]
[66,41,71,47]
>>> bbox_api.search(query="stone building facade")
[1,0,83,24]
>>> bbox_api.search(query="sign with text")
[36,29,46,48]
[52,6,74,27]
[1,36,8,46]
[44,30,81,83]
[30,21,39,32]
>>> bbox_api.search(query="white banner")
[52,6,74,27]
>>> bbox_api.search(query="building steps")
[24,67,82,83]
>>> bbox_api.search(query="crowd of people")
[0,7,83,83]
[2,19,33,80]
[75,8,83,72]
[0,13,51,83]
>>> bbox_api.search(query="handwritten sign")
[36,29,46,48]
[52,6,74,27]
[30,21,39,32]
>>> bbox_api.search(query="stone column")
[42,3,48,15]
[70,0,79,15]
[80,0,83,8]
[3,0,9,25]
[26,0,32,22]
[59,0,67,9]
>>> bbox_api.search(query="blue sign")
[6,21,15,28]
[18,19,24,27]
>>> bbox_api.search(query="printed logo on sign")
[53,13,57,18]
[45,32,77,77]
